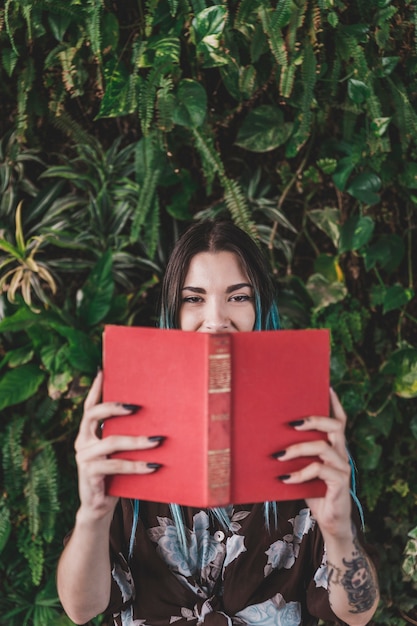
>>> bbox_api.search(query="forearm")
[325,523,379,625]
[57,507,114,625]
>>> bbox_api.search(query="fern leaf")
[235,0,261,29]
[131,136,162,243]
[271,0,292,30]
[191,128,255,236]
[143,196,160,259]
[387,76,417,148]
[156,77,175,132]
[223,177,257,237]
[51,112,100,154]
[2,417,25,500]
[16,59,35,140]
[191,127,222,193]
[138,67,161,136]
[286,40,316,156]
[86,0,103,62]
[33,445,60,543]
[0,497,11,553]
[258,5,288,68]
[168,0,179,17]
[4,0,18,56]
[17,526,44,586]
[145,0,159,36]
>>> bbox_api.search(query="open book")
[102,326,330,507]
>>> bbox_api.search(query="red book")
[102,326,330,507]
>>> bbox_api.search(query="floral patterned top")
[105,499,358,626]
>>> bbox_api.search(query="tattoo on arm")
[327,533,378,614]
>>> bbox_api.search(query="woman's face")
[179,251,256,332]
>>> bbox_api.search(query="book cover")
[102,326,330,507]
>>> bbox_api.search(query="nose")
[203,299,230,333]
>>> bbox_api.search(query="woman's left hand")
[276,388,352,540]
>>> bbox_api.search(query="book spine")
[207,333,232,506]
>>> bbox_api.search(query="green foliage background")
[0,1,416,624]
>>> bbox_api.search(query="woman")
[57,220,379,626]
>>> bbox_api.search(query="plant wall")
[0,1,416,624]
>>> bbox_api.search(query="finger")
[289,413,347,459]
[76,435,164,457]
[329,387,347,427]
[291,416,344,436]
[86,458,162,476]
[78,402,140,440]
[84,370,103,411]
[276,439,349,470]
[278,458,351,486]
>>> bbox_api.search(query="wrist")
[76,504,115,530]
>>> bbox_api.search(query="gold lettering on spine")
[208,334,231,505]
[209,354,231,393]
[208,449,231,488]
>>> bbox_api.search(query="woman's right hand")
[74,370,162,521]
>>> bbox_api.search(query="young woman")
[57,220,379,626]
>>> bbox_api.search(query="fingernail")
[277,474,291,481]
[120,403,143,412]
[146,462,163,470]
[148,436,166,445]
[289,419,305,427]
[271,450,286,459]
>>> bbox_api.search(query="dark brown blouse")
[105,499,353,626]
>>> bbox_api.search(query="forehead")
[183,251,249,284]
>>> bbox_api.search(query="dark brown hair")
[159,220,279,330]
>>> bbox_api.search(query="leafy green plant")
[1,1,417,624]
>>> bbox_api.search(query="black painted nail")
[148,436,166,445]
[277,474,291,481]
[146,462,163,470]
[289,419,305,427]
[271,450,286,459]
[120,403,142,412]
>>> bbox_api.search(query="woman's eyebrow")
[181,286,205,293]
[181,283,252,293]
[226,283,253,293]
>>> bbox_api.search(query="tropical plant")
[0,1,416,624]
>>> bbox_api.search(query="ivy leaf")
[377,56,400,77]
[0,364,45,410]
[371,117,391,137]
[332,156,356,191]
[314,254,344,283]
[308,206,340,247]
[96,58,135,119]
[192,6,228,67]
[363,234,405,273]
[101,11,120,54]
[347,172,381,205]
[76,250,114,328]
[48,12,72,42]
[358,435,382,470]
[305,273,347,311]
[348,79,371,104]
[338,216,374,253]
[382,285,414,314]
[172,79,207,129]
[383,348,417,398]
[235,105,293,152]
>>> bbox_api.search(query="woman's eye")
[230,294,252,302]
[182,296,202,303]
